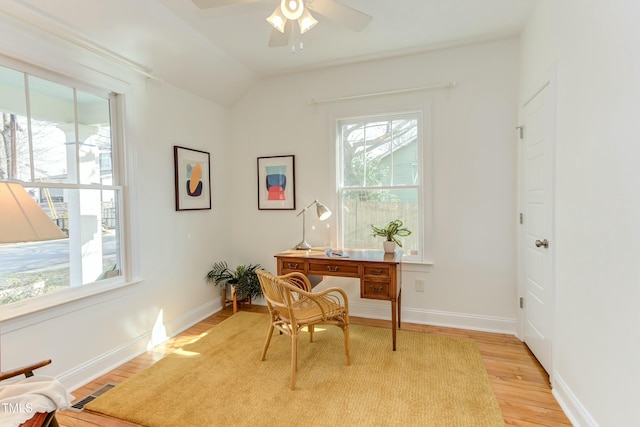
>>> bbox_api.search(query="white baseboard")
[348,302,517,335]
[59,298,222,392]
[552,372,599,427]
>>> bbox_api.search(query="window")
[337,112,424,262]
[0,63,125,307]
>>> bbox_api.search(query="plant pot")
[224,284,236,301]
[383,241,396,253]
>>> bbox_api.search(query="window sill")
[0,277,142,324]
[401,260,434,272]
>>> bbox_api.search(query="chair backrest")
[256,269,295,321]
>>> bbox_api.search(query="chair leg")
[290,332,298,389]
[308,324,314,342]
[343,325,351,366]
[48,413,60,427]
[261,324,275,361]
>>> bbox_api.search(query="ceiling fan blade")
[268,21,292,47]
[191,0,257,9]
[307,0,372,31]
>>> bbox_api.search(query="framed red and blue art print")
[174,145,211,211]
[257,155,296,210]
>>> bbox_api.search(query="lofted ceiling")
[0,0,539,106]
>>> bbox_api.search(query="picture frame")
[174,146,211,211]
[257,155,296,210]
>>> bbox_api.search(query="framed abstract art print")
[257,155,295,210]
[174,146,211,211]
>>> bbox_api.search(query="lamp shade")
[316,201,331,221]
[266,7,287,33]
[298,8,318,34]
[0,181,66,243]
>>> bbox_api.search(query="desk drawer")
[363,265,390,278]
[308,261,359,277]
[279,258,307,274]
[362,279,391,300]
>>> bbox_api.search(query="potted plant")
[370,219,412,253]
[205,262,263,301]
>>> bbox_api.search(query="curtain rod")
[308,81,457,105]
[0,7,160,81]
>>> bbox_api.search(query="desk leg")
[398,288,402,329]
[391,299,397,351]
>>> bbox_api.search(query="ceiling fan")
[191,0,373,48]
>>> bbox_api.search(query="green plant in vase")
[205,262,262,301]
[370,219,411,253]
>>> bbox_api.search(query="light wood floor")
[57,305,572,427]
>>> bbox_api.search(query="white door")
[520,78,555,375]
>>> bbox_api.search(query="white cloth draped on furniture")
[0,375,72,427]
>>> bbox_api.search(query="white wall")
[0,16,232,389]
[231,39,520,333]
[521,2,640,426]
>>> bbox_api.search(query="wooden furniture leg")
[398,288,402,329]
[391,299,397,351]
[232,290,238,314]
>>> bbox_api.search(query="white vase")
[383,241,396,253]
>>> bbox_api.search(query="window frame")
[332,103,433,265]
[0,54,140,321]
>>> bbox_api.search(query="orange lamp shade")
[0,181,66,243]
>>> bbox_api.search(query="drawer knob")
[370,285,383,292]
[327,266,339,272]
[371,269,383,275]
[287,263,299,269]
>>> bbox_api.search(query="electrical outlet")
[415,279,425,292]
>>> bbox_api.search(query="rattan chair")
[256,269,351,389]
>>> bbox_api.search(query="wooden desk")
[274,248,402,350]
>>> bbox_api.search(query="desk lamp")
[294,199,331,250]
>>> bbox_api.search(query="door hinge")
[516,125,524,139]
[519,213,524,224]
[519,297,524,309]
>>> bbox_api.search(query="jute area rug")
[86,311,504,426]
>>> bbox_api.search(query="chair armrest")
[0,359,51,381]
[281,279,350,316]
[309,287,350,313]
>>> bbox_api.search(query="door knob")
[535,239,549,249]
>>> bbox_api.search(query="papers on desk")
[327,251,349,258]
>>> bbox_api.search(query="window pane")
[28,76,76,184]
[0,187,121,305]
[342,123,365,187]
[391,118,418,185]
[342,121,392,187]
[0,65,30,181]
[342,188,419,255]
[77,90,111,185]
[364,121,391,187]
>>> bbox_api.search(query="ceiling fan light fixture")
[298,8,318,34]
[266,7,287,33]
[281,0,304,20]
